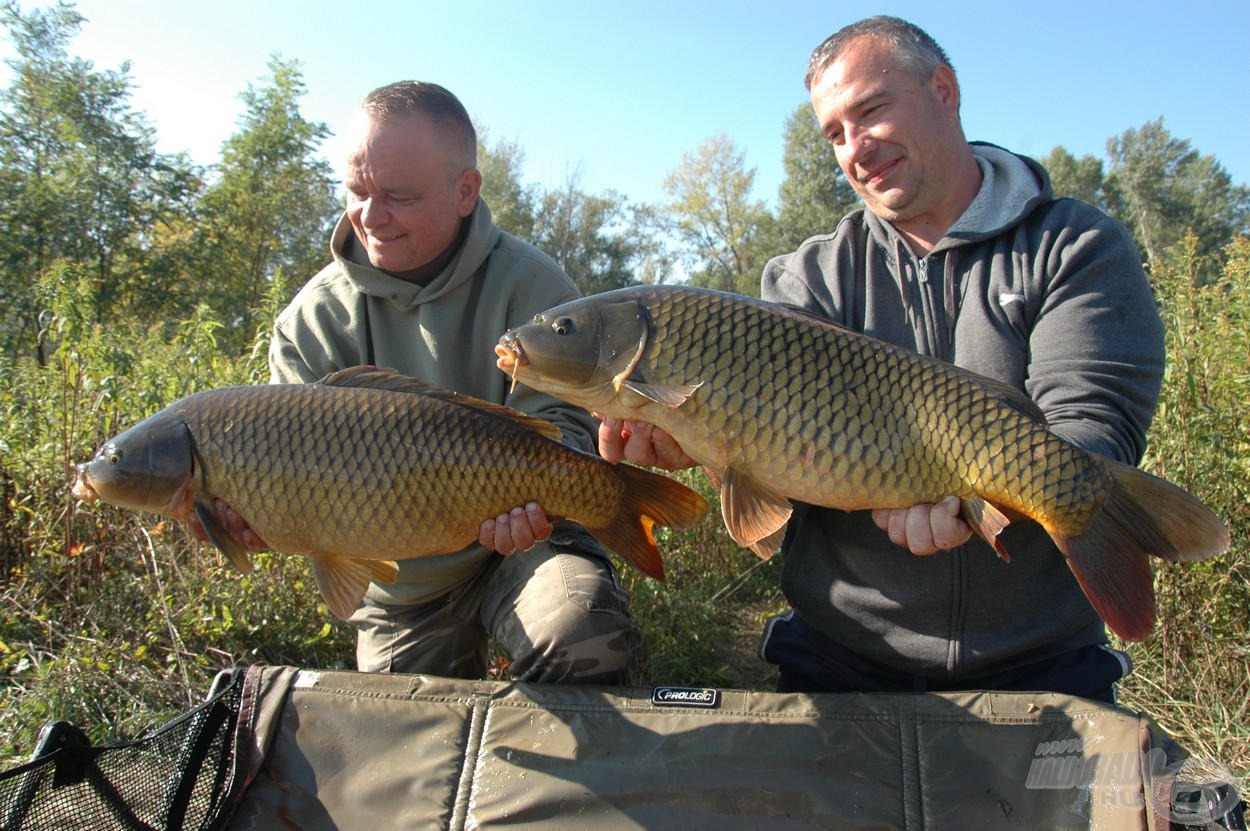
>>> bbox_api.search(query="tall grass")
[1117,235,1250,775]
[0,242,1245,781]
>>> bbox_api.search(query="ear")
[930,64,960,116]
[456,168,483,217]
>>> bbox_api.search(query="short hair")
[360,81,477,170]
[804,16,954,91]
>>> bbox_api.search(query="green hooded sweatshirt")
[270,200,599,604]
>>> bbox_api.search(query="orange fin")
[747,527,786,560]
[591,464,708,581]
[960,497,1016,562]
[195,501,253,574]
[1048,461,1229,641]
[317,366,562,441]
[720,467,793,559]
[311,555,400,621]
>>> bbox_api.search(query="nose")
[356,195,390,227]
[842,125,876,167]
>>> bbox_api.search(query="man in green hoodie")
[600,17,1163,704]
[213,81,639,683]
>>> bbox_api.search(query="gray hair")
[360,81,477,170]
[805,16,954,91]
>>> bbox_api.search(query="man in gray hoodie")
[601,16,1162,703]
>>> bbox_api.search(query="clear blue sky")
[4,0,1248,207]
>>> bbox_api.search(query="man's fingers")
[873,499,971,556]
[930,495,973,550]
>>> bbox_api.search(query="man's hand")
[597,416,697,471]
[186,498,270,551]
[479,502,554,556]
[871,496,972,556]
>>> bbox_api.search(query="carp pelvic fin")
[718,467,793,560]
[311,555,400,621]
[194,501,253,575]
[960,497,1019,562]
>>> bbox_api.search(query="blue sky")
[4,0,1248,208]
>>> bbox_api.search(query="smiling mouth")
[861,157,901,186]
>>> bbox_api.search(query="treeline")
[4,1,1250,371]
[0,0,1247,774]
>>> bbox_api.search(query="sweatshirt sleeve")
[1024,205,1164,465]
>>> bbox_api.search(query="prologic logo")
[651,686,721,709]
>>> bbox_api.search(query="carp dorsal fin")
[719,466,793,560]
[317,366,564,441]
[767,303,1050,426]
[976,376,1048,425]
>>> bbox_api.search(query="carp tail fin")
[1049,461,1228,641]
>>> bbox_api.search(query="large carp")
[495,285,1229,641]
[72,367,707,620]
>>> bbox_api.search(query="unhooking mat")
[0,664,1243,830]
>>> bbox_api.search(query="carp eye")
[551,316,575,336]
[108,450,122,466]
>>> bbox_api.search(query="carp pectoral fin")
[311,556,400,622]
[720,468,793,559]
[194,501,253,575]
[619,379,702,409]
[960,497,1016,562]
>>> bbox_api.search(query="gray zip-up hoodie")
[761,144,1164,679]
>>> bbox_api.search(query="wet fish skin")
[495,284,1230,641]
[73,367,707,620]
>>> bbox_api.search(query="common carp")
[72,367,707,620]
[495,284,1230,641]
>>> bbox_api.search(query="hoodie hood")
[862,143,1052,257]
[329,200,502,310]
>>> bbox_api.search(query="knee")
[493,551,640,684]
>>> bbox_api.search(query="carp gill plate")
[73,367,707,620]
[495,285,1230,641]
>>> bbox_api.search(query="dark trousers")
[760,609,1130,705]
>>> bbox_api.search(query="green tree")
[775,102,859,251]
[662,133,776,294]
[187,55,337,354]
[1104,117,1249,274]
[477,128,537,241]
[532,173,640,294]
[0,0,197,362]
[1039,146,1106,207]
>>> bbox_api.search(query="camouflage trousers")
[350,538,640,685]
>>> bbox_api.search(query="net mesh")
[0,669,243,831]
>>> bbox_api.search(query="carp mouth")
[495,337,527,392]
[71,468,100,502]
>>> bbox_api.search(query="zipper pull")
[917,257,929,283]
